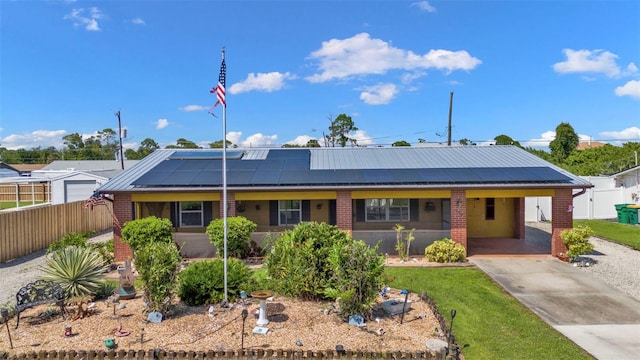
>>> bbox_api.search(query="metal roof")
[42,160,140,171]
[97,146,592,193]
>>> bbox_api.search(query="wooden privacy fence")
[0,183,50,203]
[0,201,113,263]
[0,349,451,360]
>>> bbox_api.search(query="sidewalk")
[471,257,640,360]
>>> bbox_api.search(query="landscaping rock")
[425,338,448,354]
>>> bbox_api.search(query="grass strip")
[575,219,640,250]
[386,267,593,360]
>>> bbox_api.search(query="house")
[0,162,20,178]
[96,146,592,261]
[49,171,109,204]
[612,165,640,204]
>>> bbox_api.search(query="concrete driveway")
[471,257,640,360]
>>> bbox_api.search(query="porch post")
[551,188,573,257]
[336,191,353,234]
[113,193,134,262]
[514,197,526,239]
[450,189,467,249]
[220,191,236,217]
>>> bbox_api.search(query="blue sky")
[1,0,639,151]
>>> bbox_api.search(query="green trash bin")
[615,204,631,224]
[626,206,639,225]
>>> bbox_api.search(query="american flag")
[210,55,226,109]
[83,194,106,210]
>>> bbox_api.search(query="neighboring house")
[0,162,20,178]
[32,160,140,179]
[576,141,606,150]
[612,165,640,204]
[10,164,47,177]
[98,146,592,261]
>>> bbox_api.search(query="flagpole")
[220,47,228,303]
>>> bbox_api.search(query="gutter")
[572,188,587,198]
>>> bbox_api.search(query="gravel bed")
[574,236,640,301]
[0,232,114,307]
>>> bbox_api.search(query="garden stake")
[140,328,145,344]
[447,309,457,356]
[4,319,13,349]
[400,289,410,324]
[241,309,248,349]
[1,309,12,349]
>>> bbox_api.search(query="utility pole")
[447,92,454,146]
[115,110,124,170]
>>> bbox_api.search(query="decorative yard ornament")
[117,260,136,300]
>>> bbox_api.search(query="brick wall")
[551,188,573,257]
[113,193,133,262]
[219,191,236,218]
[450,189,467,248]
[336,191,352,233]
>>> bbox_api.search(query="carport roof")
[97,146,592,192]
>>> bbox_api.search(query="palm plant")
[40,246,107,298]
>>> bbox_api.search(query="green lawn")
[386,267,593,360]
[575,219,640,250]
[0,201,45,210]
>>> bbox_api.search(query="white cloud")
[359,83,398,105]
[179,105,208,112]
[229,72,296,94]
[552,49,625,78]
[401,71,427,84]
[306,33,481,83]
[131,18,146,25]
[156,119,169,130]
[0,130,68,150]
[285,135,319,147]
[240,133,278,147]
[599,126,640,140]
[64,7,104,31]
[411,1,437,13]
[226,132,243,146]
[615,80,640,99]
[521,130,594,148]
[351,130,375,146]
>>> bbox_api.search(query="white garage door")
[64,180,97,203]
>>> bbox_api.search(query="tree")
[306,139,321,147]
[209,139,236,148]
[549,122,579,162]
[494,134,521,147]
[165,138,202,149]
[392,140,411,147]
[459,138,476,146]
[326,114,358,147]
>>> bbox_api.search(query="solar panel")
[168,150,244,160]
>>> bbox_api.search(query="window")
[485,198,495,220]
[365,198,409,221]
[180,201,203,227]
[279,200,301,226]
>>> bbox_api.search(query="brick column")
[450,189,467,249]
[336,191,353,234]
[219,191,236,218]
[514,197,525,239]
[113,193,134,262]
[551,188,573,257]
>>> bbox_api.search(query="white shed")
[50,172,108,204]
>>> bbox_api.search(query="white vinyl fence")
[525,187,627,221]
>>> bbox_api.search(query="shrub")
[47,232,114,267]
[326,240,385,320]
[561,226,595,260]
[425,238,466,263]
[265,221,385,319]
[121,216,174,254]
[134,242,181,315]
[39,246,107,298]
[47,232,92,254]
[393,224,415,260]
[178,258,255,306]
[265,222,351,300]
[206,216,257,258]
